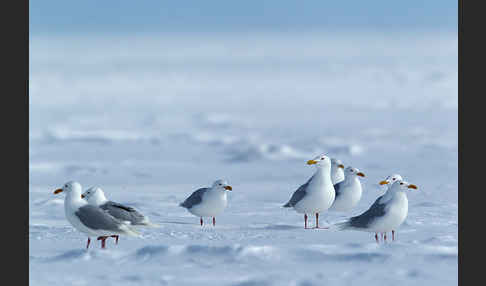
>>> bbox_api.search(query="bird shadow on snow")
[46,249,89,262]
[231,279,273,286]
[133,245,169,260]
[246,224,301,231]
[43,247,125,263]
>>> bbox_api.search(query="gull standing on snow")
[179,179,232,226]
[336,179,418,243]
[329,166,365,212]
[330,158,345,184]
[377,174,403,240]
[283,154,336,229]
[81,187,158,244]
[53,181,140,249]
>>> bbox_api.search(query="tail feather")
[334,220,351,231]
[118,224,141,237]
[139,220,160,228]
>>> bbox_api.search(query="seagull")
[283,154,336,229]
[329,166,365,212]
[81,186,158,244]
[330,158,345,184]
[179,179,232,226]
[336,179,418,243]
[53,181,140,249]
[377,174,404,241]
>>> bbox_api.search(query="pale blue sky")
[30,0,457,35]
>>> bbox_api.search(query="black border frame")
[3,0,29,285]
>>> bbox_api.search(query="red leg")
[200,217,203,226]
[304,214,308,229]
[212,217,216,226]
[384,233,387,242]
[97,236,108,249]
[86,238,91,249]
[312,213,329,229]
[375,233,379,243]
[111,235,119,244]
[392,230,395,241]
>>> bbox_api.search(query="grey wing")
[283,175,314,207]
[333,182,343,198]
[101,201,146,225]
[179,188,209,209]
[347,197,387,228]
[75,205,123,231]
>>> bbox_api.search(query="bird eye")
[393,178,396,180]
[400,182,403,185]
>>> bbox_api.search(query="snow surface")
[29,32,457,286]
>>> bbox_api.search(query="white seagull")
[81,186,158,244]
[329,166,365,212]
[330,158,345,184]
[377,174,404,240]
[283,154,336,229]
[179,179,232,226]
[336,179,418,243]
[53,181,140,249]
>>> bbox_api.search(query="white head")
[379,174,403,187]
[211,179,233,191]
[53,181,83,197]
[81,187,108,205]
[389,180,418,193]
[307,153,332,168]
[331,158,345,170]
[344,166,365,178]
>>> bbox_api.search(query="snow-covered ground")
[29,31,457,286]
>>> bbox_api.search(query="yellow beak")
[307,160,318,165]
[224,185,232,191]
[379,180,389,185]
[81,194,85,198]
[53,188,63,194]
[338,164,345,169]
[408,184,418,190]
